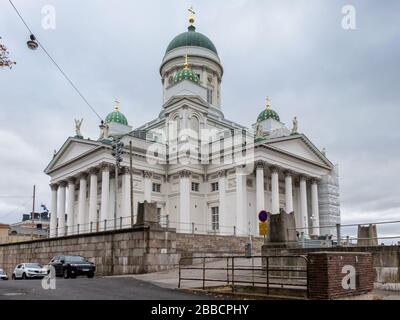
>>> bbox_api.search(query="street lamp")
[111,136,124,230]
[27,34,38,50]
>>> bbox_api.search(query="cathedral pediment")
[261,134,333,168]
[164,95,208,111]
[44,138,102,173]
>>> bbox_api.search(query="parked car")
[12,263,47,280]
[47,255,95,279]
[0,269,8,280]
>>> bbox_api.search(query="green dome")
[166,26,218,55]
[173,67,200,85]
[257,108,280,122]
[105,107,128,125]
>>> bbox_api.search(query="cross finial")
[183,54,189,70]
[188,6,196,26]
[114,99,120,112]
[266,96,271,110]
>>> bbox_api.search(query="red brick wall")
[308,252,374,300]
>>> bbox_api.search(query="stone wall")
[0,225,179,277]
[308,252,374,300]
[262,244,400,283]
[176,233,264,255]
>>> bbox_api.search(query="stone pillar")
[235,167,247,235]
[88,168,98,233]
[256,162,265,212]
[300,176,309,235]
[271,167,280,215]
[311,179,320,236]
[57,182,67,237]
[66,178,75,235]
[108,177,116,230]
[49,184,58,238]
[218,170,227,233]
[285,171,294,213]
[100,164,110,231]
[77,173,87,234]
[179,170,191,233]
[143,171,153,202]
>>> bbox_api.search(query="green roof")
[166,26,218,55]
[105,109,128,125]
[257,108,280,122]
[173,67,200,85]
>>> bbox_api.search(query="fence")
[288,219,400,246]
[178,255,309,297]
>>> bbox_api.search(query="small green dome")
[173,67,200,85]
[257,108,280,122]
[105,107,128,125]
[166,26,218,55]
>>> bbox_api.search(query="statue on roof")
[99,120,110,140]
[292,117,298,134]
[74,118,83,138]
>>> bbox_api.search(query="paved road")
[0,277,217,300]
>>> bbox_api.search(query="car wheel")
[63,269,69,279]
[87,272,94,279]
[22,273,26,280]
[12,274,16,280]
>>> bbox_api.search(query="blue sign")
[258,210,269,222]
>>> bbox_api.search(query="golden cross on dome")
[188,6,196,26]
[114,99,121,112]
[183,54,189,70]
[266,96,271,110]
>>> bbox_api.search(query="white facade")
[45,20,340,239]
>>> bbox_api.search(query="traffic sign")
[259,222,268,236]
[258,210,269,222]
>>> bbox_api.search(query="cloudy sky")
[0,0,399,236]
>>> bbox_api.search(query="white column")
[77,173,87,234]
[108,177,116,230]
[235,167,248,235]
[66,178,75,235]
[300,176,309,236]
[179,170,191,233]
[57,182,67,237]
[271,167,280,214]
[256,162,265,212]
[285,172,294,213]
[49,184,58,238]
[143,171,153,202]
[218,170,227,234]
[311,179,320,236]
[100,164,110,231]
[88,169,98,233]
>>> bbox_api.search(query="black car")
[48,256,95,279]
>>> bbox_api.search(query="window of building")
[211,182,219,192]
[211,207,219,231]
[157,207,162,223]
[192,182,200,192]
[152,183,161,193]
[207,89,213,104]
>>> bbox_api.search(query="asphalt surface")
[0,277,216,300]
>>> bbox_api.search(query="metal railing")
[178,255,309,297]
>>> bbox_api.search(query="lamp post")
[111,136,124,230]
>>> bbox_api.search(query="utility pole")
[111,137,124,230]
[31,185,36,240]
[130,141,134,227]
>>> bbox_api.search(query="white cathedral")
[45,11,340,239]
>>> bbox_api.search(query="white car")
[12,263,47,280]
[0,269,8,280]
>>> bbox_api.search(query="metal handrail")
[178,255,309,298]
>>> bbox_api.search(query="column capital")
[179,170,192,178]
[100,162,112,172]
[311,178,320,185]
[120,166,130,175]
[78,172,88,180]
[270,166,279,174]
[284,170,295,178]
[143,170,153,179]
[255,161,266,170]
[50,183,58,191]
[299,175,308,182]
[67,177,76,185]
[59,181,68,188]
[217,170,227,178]
[88,167,98,176]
